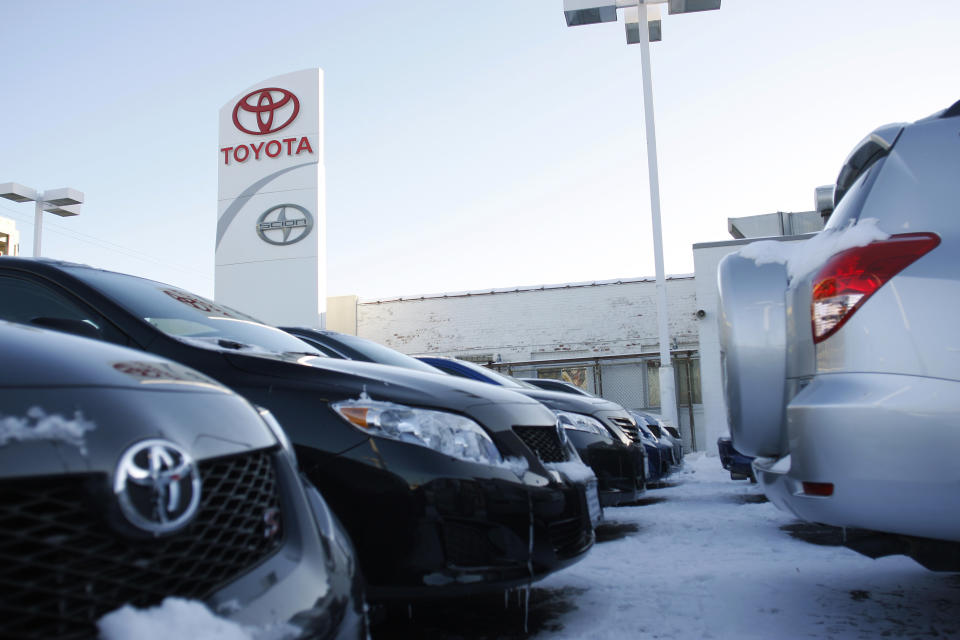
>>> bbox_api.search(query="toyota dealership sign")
[216,69,325,327]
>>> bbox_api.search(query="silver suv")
[718,100,960,569]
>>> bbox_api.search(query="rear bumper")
[756,373,960,542]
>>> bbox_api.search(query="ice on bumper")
[332,398,504,466]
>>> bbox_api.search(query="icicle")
[523,491,535,634]
[504,589,509,610]
[526,492,535,579]
[523,583,531,634]
[407,603,413,621]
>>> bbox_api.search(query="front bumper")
[717,437,755,479]
[566,432,646,506]
[755,372,960,542]
[211,456,366,640]
[303,437,594,601]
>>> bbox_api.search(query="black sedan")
[0,258,595,601]
[274,329,646,506]
[0,320,364,640]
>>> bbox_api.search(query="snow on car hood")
[0,407,96,455]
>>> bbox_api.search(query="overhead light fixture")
[563,0,619,27]
[668,0,722,15]
[0,181,84,256]
[624,5,662,44]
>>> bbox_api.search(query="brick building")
[327,275,705,452]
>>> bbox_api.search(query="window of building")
[537,366,590,392]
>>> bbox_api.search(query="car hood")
[0,321,230,394]
[0,323,276,478]
[224,350,551,415]
[513,387,624,416]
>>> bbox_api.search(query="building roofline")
[359,274,696,305]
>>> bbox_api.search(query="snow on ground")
[533,452,960,640]
[98,453,960,640]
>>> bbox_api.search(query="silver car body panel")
[756,372,960,541]
[725,105,960,544]
[717,252,790,458]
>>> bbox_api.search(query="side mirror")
[30,317,102,341]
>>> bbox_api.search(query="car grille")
[513,426,570,463]
[610,417,641,444]
[0,449,284,640]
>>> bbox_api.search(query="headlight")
[554,410,609,437]
[331,399,503,466]
[257,405,298,469]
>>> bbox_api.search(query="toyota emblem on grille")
[114,439,202,536]
[232,87,300,135]
[256,204,314,246]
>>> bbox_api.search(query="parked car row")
[0,256,689,637]
[510,378,686,483]
[718,99,960,570]
[0,258,608,638]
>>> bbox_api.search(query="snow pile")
[97,598,297,640]
[0,407,96,454]
[738,218,889,282]
[501,455,530,477]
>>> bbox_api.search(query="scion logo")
[114,439,202,536]
[256,204,314,246]
[233,87,300,135]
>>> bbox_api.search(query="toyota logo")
[256,204,314,246]
[114,439,202,536]
[233,87,300,135]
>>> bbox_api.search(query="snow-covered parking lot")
[374,454,960,639]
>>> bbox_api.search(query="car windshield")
[63,266,324,356]
[326,333,441,373]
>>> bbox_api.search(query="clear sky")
[2,1,957,301]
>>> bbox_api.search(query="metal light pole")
[635,1,678,427]
[0,183,83,257]
[563,0,720,429]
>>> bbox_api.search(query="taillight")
[811,232,940,343]
[802,482,834,497]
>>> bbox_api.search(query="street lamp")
[0,182,84,257]
[562,0,720,429]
